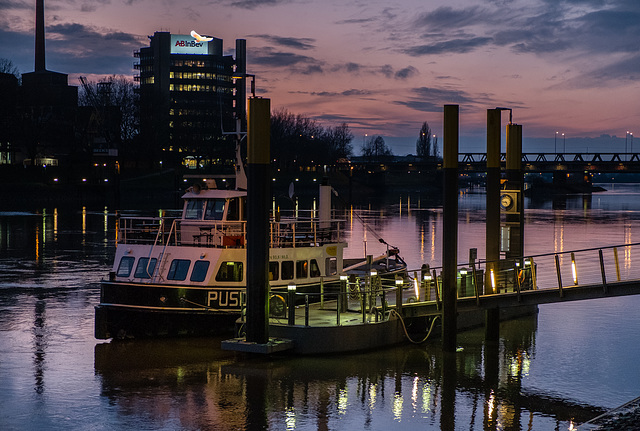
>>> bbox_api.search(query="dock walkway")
[223,242,640,354]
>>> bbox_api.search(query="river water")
[1,184,640,430]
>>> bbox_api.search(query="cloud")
[394,66,418,80]
[308,89,373,98]
[412,6,489,33]
[394,86,499,114]
[405,37,493,56]
[215,0,290,10]
[0,0,31,10]
[558,54,640,89]
[248,34,315,50]
[250,47,323,72]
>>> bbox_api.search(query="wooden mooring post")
[442,104,459,352]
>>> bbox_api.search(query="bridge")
[458,152,640,173]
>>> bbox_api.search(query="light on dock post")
[245,97,271,344]
[442,104,459,352]
[340,275,348,313]
[288,283,296,325]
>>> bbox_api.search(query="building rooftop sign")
[171,33,209,55]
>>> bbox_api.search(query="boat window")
[116,256,135,277]
[326,257,337,276]
[190,260,210,282]
[204,199,225,220]
[296,260,308,279]
[185,200,204,220]
[134,257,157,279]
[227,198,239,220]
[167,259,191,281]
[281,261,294,280]
[269,261,279,281]
[310,259,321,278]
[215,261,243,282]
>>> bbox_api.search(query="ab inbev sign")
[171,31,211,54]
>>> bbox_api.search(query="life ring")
[517,269,525,285]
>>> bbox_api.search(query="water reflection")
[92,316,603,430]
[33,298,47,395]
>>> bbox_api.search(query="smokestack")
[35,0,46,71]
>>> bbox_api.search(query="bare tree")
[271,109,353,166]
[362,135,393,160]
[0,58,20,78]
[79,75,139,144]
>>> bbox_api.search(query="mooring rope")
[390,309,440,344]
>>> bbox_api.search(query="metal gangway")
[260,242,640,331]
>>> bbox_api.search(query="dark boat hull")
[94,304,239,339]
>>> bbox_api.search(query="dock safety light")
[340,274,348,281]
[287,283,296,325]
[571,252,578,285]
[490,269,496,292]
[370,269,378,277]
[413,278,420,298]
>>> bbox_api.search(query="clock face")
[500,194,513,210]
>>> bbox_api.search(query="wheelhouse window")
[326,257,337,276]
[167,259,191,281]
[269,261,279,281]
[296,260,308,279]
[281,261,294,280]
[190,260,210,282]
[185,200,204,220]
[116,256,135,277]
[204,199,225,220]
[310,259,321,278]
[215,261,243,282]
[227,198,239,220]
[134,257,157,279]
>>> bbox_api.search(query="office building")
[135,32,247,168]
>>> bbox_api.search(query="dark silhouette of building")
[134,31,246,169]
[16,0,78,166]
[0,72,19,164]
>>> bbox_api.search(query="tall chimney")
[35,0,45,71]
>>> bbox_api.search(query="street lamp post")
[555,131,558,154]
[562,133,565,153]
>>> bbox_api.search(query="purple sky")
[1,0,639,154]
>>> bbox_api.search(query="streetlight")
[232,73,256,98]
[555,131,558,153]
[562,132,565,153]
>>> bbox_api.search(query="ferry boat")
[94,165,406,339]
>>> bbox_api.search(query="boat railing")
[242,273,407,328]
[118,215,344,249]
[403,241,640,303]
[270,217,344,248]
[118,217,171,245]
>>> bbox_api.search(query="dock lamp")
[287,283,296,325]
[490,269,496,293]
[340,275,348,313]
[424,273,432,301]
[395,275,404,308]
